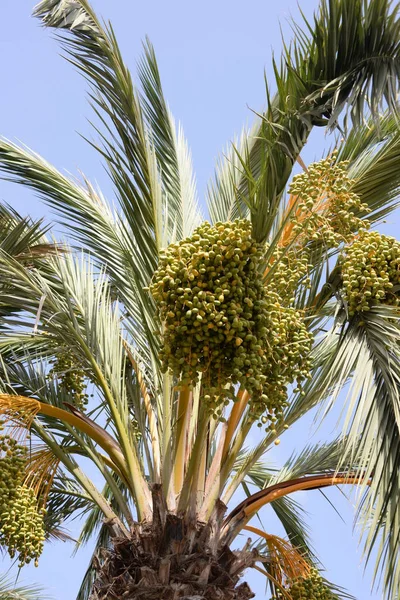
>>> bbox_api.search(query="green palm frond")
[0,575,49,600]
[235,437,361,556]
[338,112,400,224]
[76,475,129,549]
[283,305,400,600]
[75,522,111,600]
[0,203,51,258]
[236,452,358,599]
[270,497,314,560]
[0,142,159,371]
[34,0,204,251]
[207,124,257,224]
[0,201,58,326]
[235,454,315,560]
[34,0,161,269]
[340,308,400,600]
[137,38,203,241]
[0,249,150,517]
[0,251,123,401]
[74,477,127,600]
[0,1,397,599]
[224,0,400,242]
[44,476,93,536]
[273,438,353,483]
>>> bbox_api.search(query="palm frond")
[44,475,94,535]
[338,112,400,224]
[274,438,352,483]
[0,140,159,372]
[233,453,315,560]
[340,308,400,600]
[0,202,51,258]
[207,124,257,224]
[77,475,129,549]
[75,522,111,600]
[234,0,400,242]
[0,201,58,326]
[137,38,203,241]
[0,575,49,600]
[238,454,356,600]
[284,305,400,600]
[0,249,151,517]
[0,2,396,599]
[34,0,161,270]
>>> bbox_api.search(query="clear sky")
[0,1,397,598]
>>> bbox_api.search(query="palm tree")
[0,0,400,598]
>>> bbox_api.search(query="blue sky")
[0,0,397,598]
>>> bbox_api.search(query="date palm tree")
[0,0,400,598]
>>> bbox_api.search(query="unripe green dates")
[48,349,89,410]
[340,230,400,316]
[0,484,46,567]
[150,220,313,423]
[0,423,27,514]
[288,155,370,250]
[271,569,333,600]
[0,428,44,567]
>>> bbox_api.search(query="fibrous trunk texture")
[90,487,256,599]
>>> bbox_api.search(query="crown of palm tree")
[0,0,400,599]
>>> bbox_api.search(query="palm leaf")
[207,124,257,224]
[75,522,111,600]
[0,141,159,372]
[235,453,315,560]
[0,575,49,600]
[34,0,160,269]
[217,0,400,242]
[137,38,203,241]
[0,203,51,258]
[0,249,150,517]
[339,308,400,600]
[286,305,400,600]
[338,112,400,224]
[44,475,94,536]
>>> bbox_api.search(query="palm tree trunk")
[89,487,256,600]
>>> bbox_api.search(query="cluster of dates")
[150,219,312,422]
[340,230,400,316]
[0,422,45,566]
[48,348,89,411]
[271,569,333,600]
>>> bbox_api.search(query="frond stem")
[34,422,129,534]
[223,472,369,543]
[172,385,191,498]
[221,388,250,461]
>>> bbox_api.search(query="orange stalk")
[246,474,366,520]
[0,394,128,480]
[243,525,311,581]
[243,524,274,540]
[221,389,249,461]
[223,473,370,541]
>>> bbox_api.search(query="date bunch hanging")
[150,219,313,423]
[340,230,400,316]
[288,154,370,249]
[271,569,333,600]
[0,422,46,567]
[48,348,89,410]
